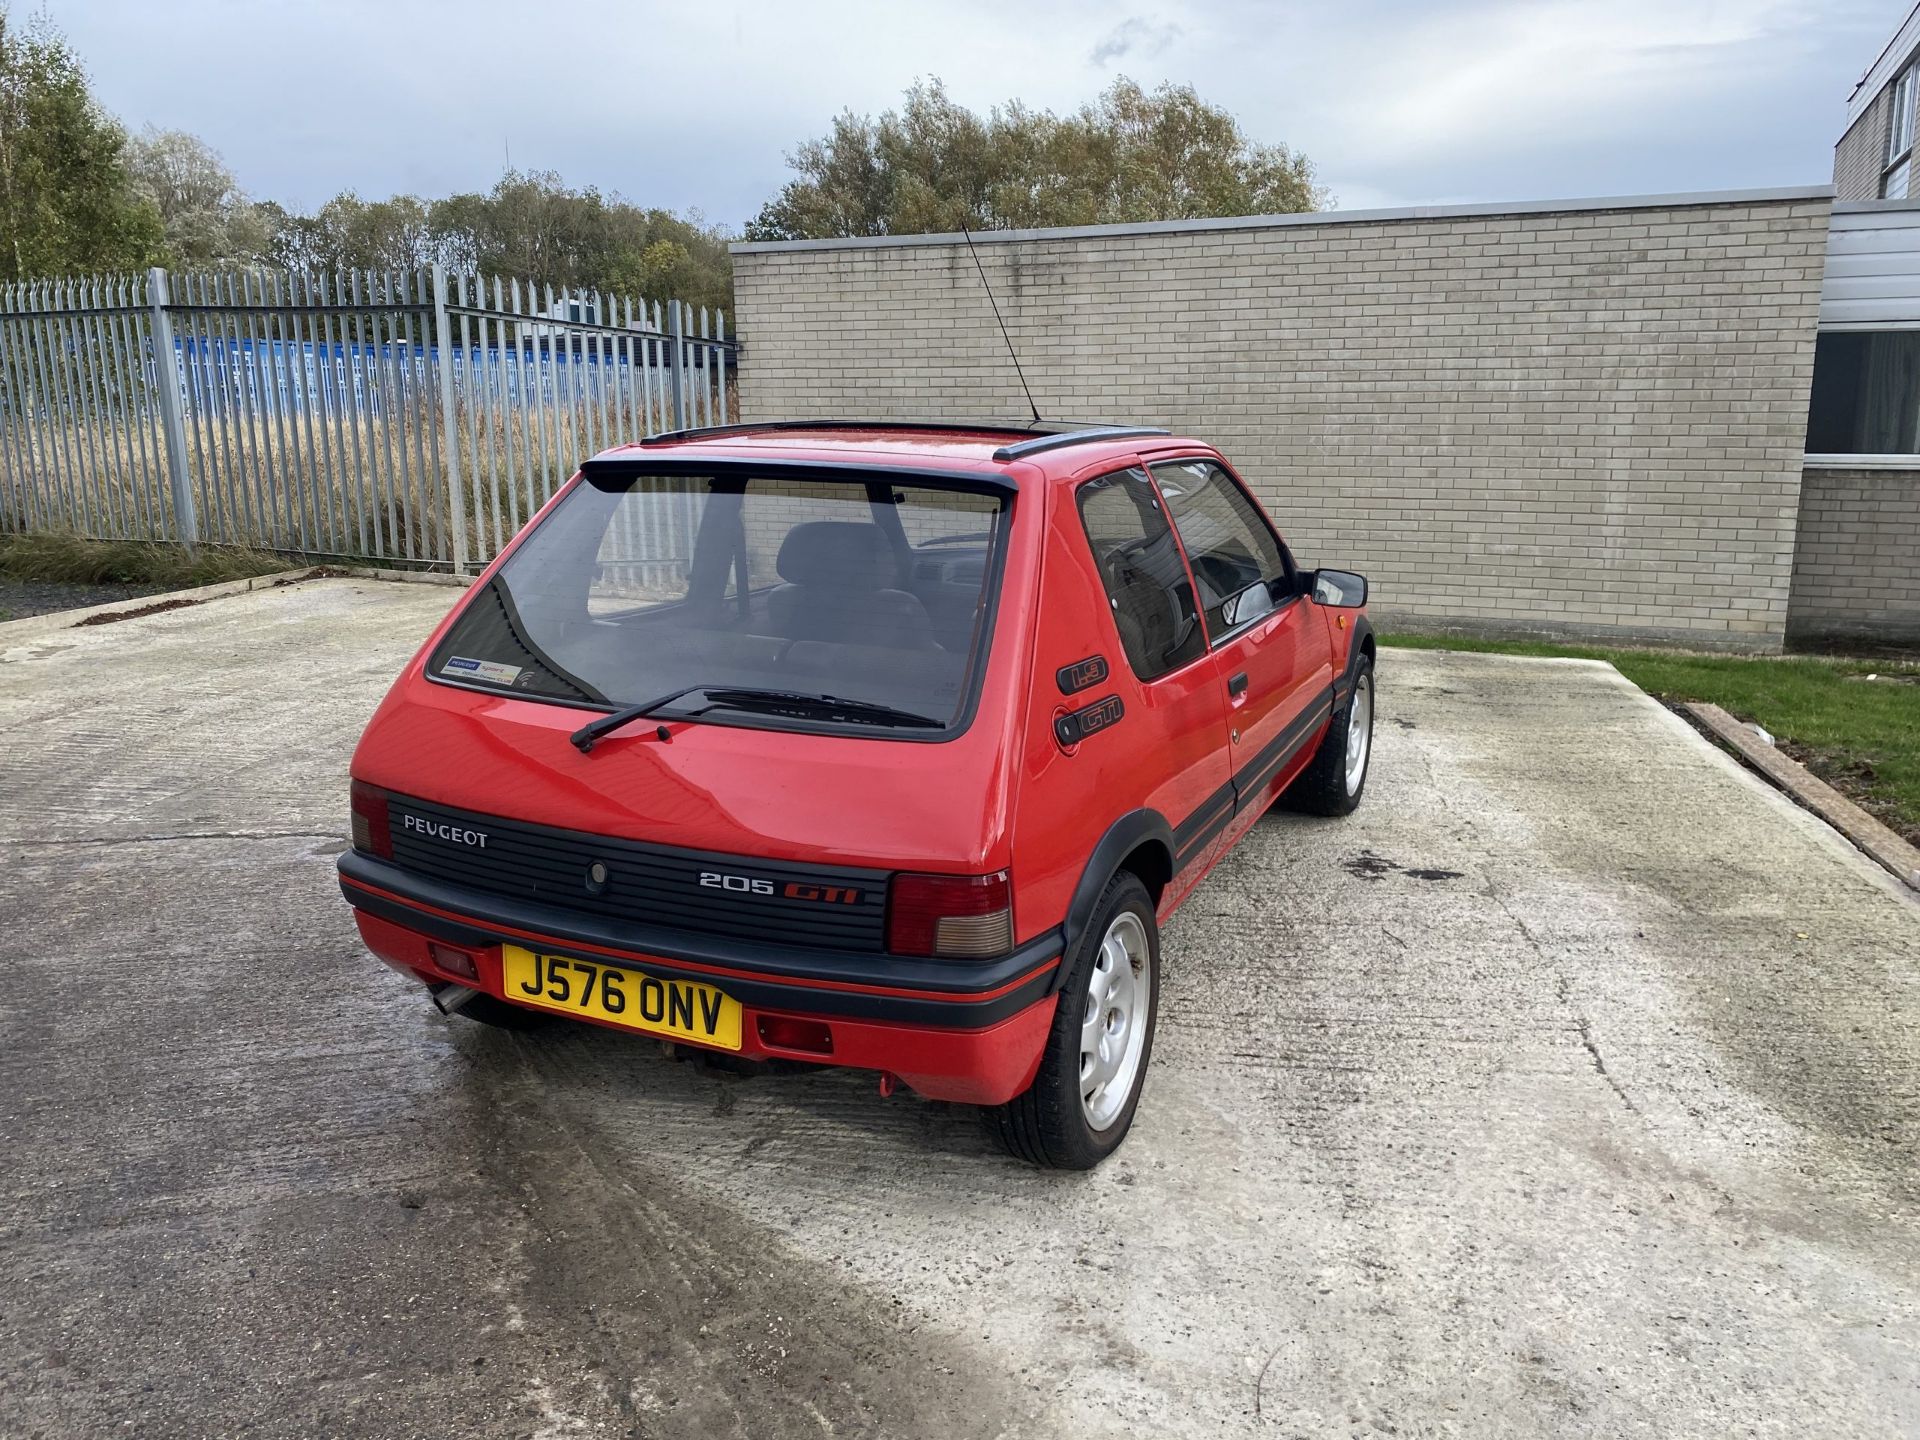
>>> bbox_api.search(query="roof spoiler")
[989,426,1172,462]
[638,419,1173,459]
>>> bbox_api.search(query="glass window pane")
[1891,69,1916,162]
[429,471,1007,731]
[1887,158,1911,200]
[1151,460,1290,638]
[1806,331,1920,454]
[1076,467,1205,682]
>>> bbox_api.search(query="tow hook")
[878,1071,900,1098]
[429,981,480,1016]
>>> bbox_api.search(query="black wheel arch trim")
[1331,616,1376,706]
[1057,809,1176,989]
[1056,684,1340,990]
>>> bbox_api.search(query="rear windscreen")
[427,468,1009,735]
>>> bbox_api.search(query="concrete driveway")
[1,577,1916,1439]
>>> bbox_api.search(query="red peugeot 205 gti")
[340,421,1373,1167]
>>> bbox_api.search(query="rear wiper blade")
[569,684,710,754]
[698,688,943,729]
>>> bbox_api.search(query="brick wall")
[1788,466,1920,644]
[1835,88,1891,202]
[733,192,1832,650]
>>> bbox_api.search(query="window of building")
[1805,331,1920,454]
[1076,466,1205,681]
[1886,63,1918,196]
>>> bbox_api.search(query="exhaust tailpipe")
[429,981,480,1016]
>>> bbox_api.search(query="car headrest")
[775,521,895,589]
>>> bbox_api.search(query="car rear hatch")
[347,455,1034,959]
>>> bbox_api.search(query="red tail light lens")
[756,1015,834,1055]
[350,780,392,859]
[428,942,478,981]
[887,870,1013,958]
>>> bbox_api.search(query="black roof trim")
[639,418,1045,446]
[989,426,1172,462]
[636,418,1170,455]
[580,453,1020,496]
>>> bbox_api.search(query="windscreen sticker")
[442,655,523,686]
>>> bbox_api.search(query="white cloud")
[41,0,1903,226]
[1314,0,1829,161]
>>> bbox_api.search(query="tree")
[248,170,732,313]
[311,191,436,272]
[747,77,1324,241]
[125,126,273,268]
[0,8,162,282]
[424,170,732,313]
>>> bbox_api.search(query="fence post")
[668,300,687,431]
[430,263,471,574]
[145,267,198,550]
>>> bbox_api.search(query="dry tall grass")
[0,529,293,587]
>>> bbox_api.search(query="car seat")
[768,521,939,650]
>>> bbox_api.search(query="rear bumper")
[339,852,1061,1105]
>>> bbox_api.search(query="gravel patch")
[0,578,170,621]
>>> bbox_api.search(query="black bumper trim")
[339,852,1061,1029]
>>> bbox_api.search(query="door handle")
[1227,671,1249,697]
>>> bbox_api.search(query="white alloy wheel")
[1079,910,1153,1131]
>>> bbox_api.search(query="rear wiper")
[697,688,943,729]
[569,684,709,753]
[571,685,942,753]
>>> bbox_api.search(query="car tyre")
[988,871,1159,1170]
[1281,653,1374,817]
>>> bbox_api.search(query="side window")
[1076,467,1205,682]
[1151,460,1291,638]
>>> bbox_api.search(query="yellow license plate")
[500,944,742,1050]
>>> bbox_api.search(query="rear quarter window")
[1074,467,1205,682]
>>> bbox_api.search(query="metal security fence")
[0,266,734,571]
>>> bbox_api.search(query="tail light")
[887,870,1013,958]
[350,780,392,858]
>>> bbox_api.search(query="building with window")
[1784,9,1920,646]
[729,21,1920,652]
[1836,6,1920,200]
[1821,10,1920,460]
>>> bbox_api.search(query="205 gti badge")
[698,871,864,904]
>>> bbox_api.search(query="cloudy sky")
[47,0,1909,227]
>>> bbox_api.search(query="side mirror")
[1308,569,1368,608]
[1221,581,1276,630]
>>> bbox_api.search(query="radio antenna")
[959,218,1042,425]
